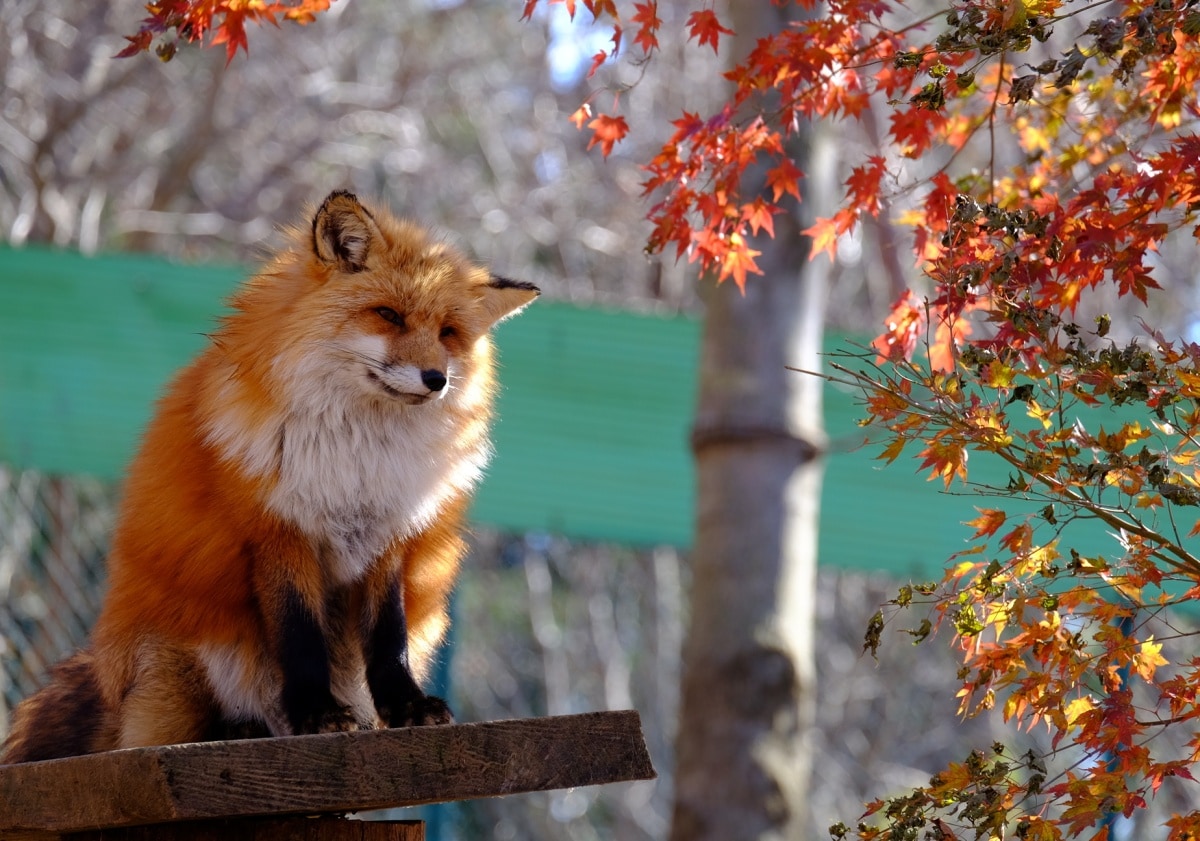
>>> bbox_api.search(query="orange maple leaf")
[872,292,924,363]
[918,438,968,488]
[966,508,1008,540]
[283,0,330,24]
[115,30,154,58]
[741,199,777,238]
[719,232,763,290]
[586,113,629,158]
[803,208,856,262]
[569,103,592,129]
[804,216,840,262]
[929,314,970,373]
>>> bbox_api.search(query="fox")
[1,190,538,763]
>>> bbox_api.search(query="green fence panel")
[0,246,699,545]
[1,245,1089,580]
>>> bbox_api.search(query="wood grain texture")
[0,711,654,837]
[67,817,423,841]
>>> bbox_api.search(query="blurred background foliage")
[5,1,1200,839]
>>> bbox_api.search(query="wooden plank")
[67,817,424,841]
[0,711,655,837]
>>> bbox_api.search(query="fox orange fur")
[2,191,538,763]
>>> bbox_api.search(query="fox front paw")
[297,704,365,735]
[381,694,454,728]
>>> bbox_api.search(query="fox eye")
[375,307,405,328]
[440,325,458,339]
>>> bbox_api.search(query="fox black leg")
[365,578,453,727]
[278,587,359,734]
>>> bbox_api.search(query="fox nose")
[421,369,447,392]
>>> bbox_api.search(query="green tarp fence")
[1,244,1019,581]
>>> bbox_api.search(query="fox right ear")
[479,276,540,330]
[312,191,380,273]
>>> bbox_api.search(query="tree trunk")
[669,4,832,839]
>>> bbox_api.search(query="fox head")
[220,190,539,412]
[308,190,538,406]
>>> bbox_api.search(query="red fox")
[2,191,538,762]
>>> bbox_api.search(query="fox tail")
[2,650,111,763]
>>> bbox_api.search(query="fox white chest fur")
[206,352,490,585]
[268,397,485,584]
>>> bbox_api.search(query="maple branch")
[816,349,1200,582]
[976,438,1200,577]
[987,49,1003,206]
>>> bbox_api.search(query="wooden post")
[0,711,655,841]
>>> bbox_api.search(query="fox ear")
[312,190,380,273]
[479,276,539,329]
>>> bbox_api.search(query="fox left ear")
[479,276,540,329]
[312,190,381,273]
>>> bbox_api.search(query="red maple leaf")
[631,2,660,53]
[686,9,734,54]
[584,0,618,20]
[115,30,154,59]
[765,158,803,202]
[211,7,251,62]
[844,156,887,217]
[587,49,608,78]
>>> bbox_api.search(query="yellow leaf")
[953,560,981,579]
[1133,637,1169,682]
[1104,468,1144,495]
[1135,493,1162,509]
[877,436,907,464]
[1016,116,1051,153]
[1170,448,1199,465]
[1017,540,1060,576]
[1065,695,1095,727]
[1027,399,1054,430]
[1177,370,1200,398]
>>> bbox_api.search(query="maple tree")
[119,0,1200,837]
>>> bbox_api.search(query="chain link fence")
[0,466,114,732]
[0,463,679,838]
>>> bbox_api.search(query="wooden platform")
[0,711,655,840]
